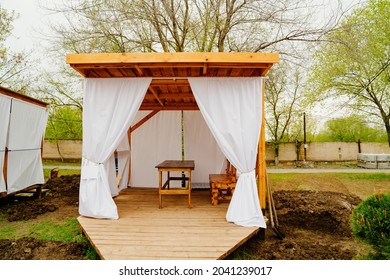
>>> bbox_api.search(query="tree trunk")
[385,122,390,148]
[274,143,279,165]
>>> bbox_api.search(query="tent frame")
[0,86,48,197]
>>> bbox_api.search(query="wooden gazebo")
[67,52,279,209]
[66,52,279,259]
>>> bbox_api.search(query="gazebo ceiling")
[66,52,279,110]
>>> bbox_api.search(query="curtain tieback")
[237,169,255,177]
[82,157,103,165]
[81,157,103,180]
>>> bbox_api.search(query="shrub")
[350,192,390,259]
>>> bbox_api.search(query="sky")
[1,0,49,53]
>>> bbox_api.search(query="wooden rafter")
[140,103,198,111]
[134,64,144,76]
[130,110,160,132]
[148,87,164,107]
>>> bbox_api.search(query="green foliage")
[315,114,387,142]
[0,6,14,45]
[308,0,390,144]
[350,192,390,259]
[45,106,82,140]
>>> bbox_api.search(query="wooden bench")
[209,160,237,205]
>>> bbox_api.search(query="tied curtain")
[79,78,151,219]
[189,77,266,228]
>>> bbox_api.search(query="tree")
[45,0,346,56]
[315,114,387,142]
[45,106,82,141]
[0,5,33,93]
[308,0,390,145]
[45,105,82,161]
[265,62,306,164]
[41,0,351,146]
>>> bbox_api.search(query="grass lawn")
[42,160,81,180]
[268,172,390,199]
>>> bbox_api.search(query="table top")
[155,160,195,170]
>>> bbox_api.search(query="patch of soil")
[0,237,87,260]
[1,175,365,260]
[227,190,363,260]
[0,175,80,222]
[0,174,85,260]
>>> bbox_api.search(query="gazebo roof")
[0,86,48,108]
[66,52,279,110]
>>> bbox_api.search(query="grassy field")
[268,172,390,199]
[42,160,81,180]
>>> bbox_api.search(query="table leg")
[158,170,162,208]
[167,171,170,190]
[188,169,191,208]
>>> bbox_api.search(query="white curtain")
[80,78,151,219]
[6,99,48,194]
[183,111,225,188]
[117,135,130,192]
[189,77,266,228]
[0,95,11,193]
[130,111,182,188]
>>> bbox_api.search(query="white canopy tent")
[0,86,48,196]
[67,52,279,227]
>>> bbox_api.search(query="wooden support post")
[4,147,8,184]
[257,78,267,211]
[127,128,132,185]
[1,147,8,197]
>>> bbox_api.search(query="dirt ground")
[0,174,367,260]
[0,175,86,260]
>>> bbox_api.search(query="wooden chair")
[209,160,237,205]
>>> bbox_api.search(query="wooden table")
[155,160,195,208]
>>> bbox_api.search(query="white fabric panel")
[183,111,225,188]
[117,135,130,192]
[7,150,44,194]
[80,78,151,219]
[6,99,48,194]
[189,77,266,228]
[130,111,182,188]
[0,95,11,192]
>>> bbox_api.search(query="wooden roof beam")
[66,52,279,65]
[150,79,188,86]
[203,63,208,75]
[148,87,164,107]
[130,110,160,132]
[140,103,199,111]
[0,86,48,108]
[134,64,144,76]
[144,92,193,99]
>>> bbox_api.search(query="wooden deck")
[78,188,259,260]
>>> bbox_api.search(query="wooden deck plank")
[78,188,259,260]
